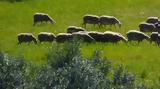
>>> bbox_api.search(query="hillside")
[0,0,160,86]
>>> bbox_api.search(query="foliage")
[33,41,148,89]
[0,52,25,89]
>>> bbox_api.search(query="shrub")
[47,39,81,69]
[0,52,26,89]
[34,40,148,89]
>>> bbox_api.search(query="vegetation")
[0,40,151,89]
[0,0,160,87]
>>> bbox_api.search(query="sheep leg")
[33,22,36,26]
[93,24,96,28]
[114,24,116,29]
[18,42,21,45]
[82,23,86,28]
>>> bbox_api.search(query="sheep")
[99,15,121,28]
[150,32,160,46]
[82,14,100,28]
[38,32,56,43]
[87,31,104,42]
[56,33,73,42]
[155,20,160,32]
[18,33,37,44]
[126,30,150,43]
[146,17,158,24]
[103,31,127,43]
[139,22,156,32]
[158,20,160,24]
[72,32,95,42]
[150,32,158,43]
[67,26,85,33]
[33,13,55,25]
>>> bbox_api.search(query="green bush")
[33,40,148,89]
[0,52,26,89]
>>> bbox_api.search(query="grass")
[0,0,160,86]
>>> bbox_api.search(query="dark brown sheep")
[56,33,73,42]
[126,30,150,43]
[146,17,158,24]
[99,15,121,28]
[38,32,56,43]
[87,31,104,42]
[33,13,55,25]
[18,33,37,44]
[72,32,95,42]
[82,14,100,28]
[103,31,127,43]
[67,26,85,33]
[139,22,156,32]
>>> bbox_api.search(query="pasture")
[0,0,160,86]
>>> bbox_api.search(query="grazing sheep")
[158,20,160,24]
[99,15,121,28]
[18,33,37,44]
[56,33,73,42]
[67,26,85,33]
[150,32,158,43]
[139,22,156,32]
[72,32,95,42]
[150,32,160,46]
[103,31,127,43]
[146,17,158,24]
[126,30,150,43]
[87,31,104,42]
[82,14,100,28]
[155,20,160,32]
[38,32,56,43]
[33,13,55,25]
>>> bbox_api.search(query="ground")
[0,0,160,86]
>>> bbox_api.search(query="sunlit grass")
[0,0,160,85]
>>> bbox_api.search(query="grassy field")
[0,0,160,86]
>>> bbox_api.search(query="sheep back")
[18,33,37,44]
[56,33,73,42]
[38,32,56,43]
[139,22,156,32]
[67,26,85,33]
[127,30,150,42]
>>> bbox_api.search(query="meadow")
[0,0,160,86]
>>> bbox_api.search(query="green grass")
[0,0,160,86]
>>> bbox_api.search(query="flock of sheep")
[17,13,160,46]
